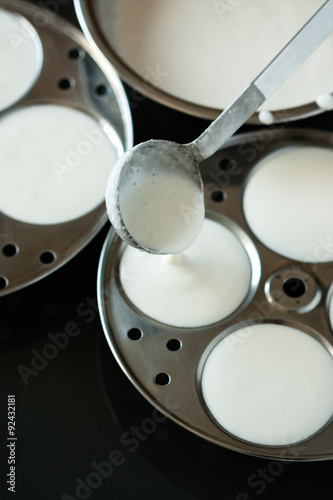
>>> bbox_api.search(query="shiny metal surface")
[98,128,333,460]
[0,0,133,296]
[265,266,322,314]
[74,0,329,124]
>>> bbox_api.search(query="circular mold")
[243,146,333,263]
[200,323,333,446]
[119,217,255,328]
[75,0,333,123]
[0,0,133,296]
[0,104,122,225]
[0,7,43,111]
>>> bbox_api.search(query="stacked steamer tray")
[97,128,333,460]
[73,0,333,459]
[0,0,132,296]
[74,0,333,122]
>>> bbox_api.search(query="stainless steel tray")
[0,0,133,296]
[74,0,328,124]
[98,128,333,461]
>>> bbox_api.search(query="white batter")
[201,323,333,446]
[119,218,252,327]
[0,104,121,224]
[0,9,43,111]
[316,93,333,110]
[243,146,333,263]
[258,110,274,125]
[119,170,204,254]
[100,0,333,111]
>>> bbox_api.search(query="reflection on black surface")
[98,333,332,500]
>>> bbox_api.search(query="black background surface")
[1,1,333,499]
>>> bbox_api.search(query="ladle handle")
[190,0,333,161]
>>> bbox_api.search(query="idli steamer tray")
[0,0,132,297]
[74,0,332,123]
[98,127,333,461]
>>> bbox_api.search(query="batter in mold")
[0,8,43,111]
[0,104,121,224]
[243,146,333,263]
[102,0,333,111]
[119,218,252,328]
[201,323,333,446]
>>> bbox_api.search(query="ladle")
[106,0,333,254]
